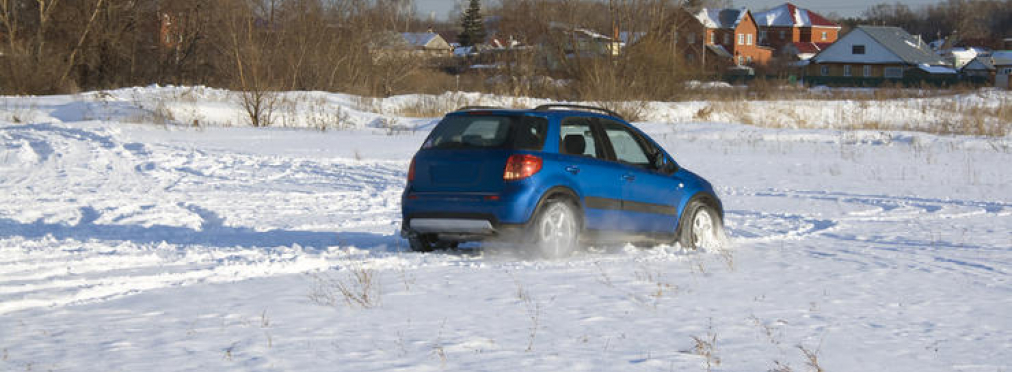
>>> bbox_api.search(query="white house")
[993,51,1012,89]
[961,55,994,81]
[807,25,955,79]
[400,32,453,55]
[941,47,990,69]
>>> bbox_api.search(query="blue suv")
[401,105,723,257]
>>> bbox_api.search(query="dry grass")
[690,320,721,372]
[797,344,824,372]
[691,91,1011,137]
[308,266,381,309]
[509,271,544,352]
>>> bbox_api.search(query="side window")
[514,117,548,150]
[559,118,601,158]
[600,120,654,169]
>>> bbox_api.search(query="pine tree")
[458,0,486,47]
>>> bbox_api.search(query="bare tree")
[224,0,280,127]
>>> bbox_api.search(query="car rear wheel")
[678,199,722,250]
[408,234,458,252]
[531,200,580,258]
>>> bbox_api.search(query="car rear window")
[423,115,548,150]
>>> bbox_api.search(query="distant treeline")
[836,0,1012,48]
[0,0,1007,97]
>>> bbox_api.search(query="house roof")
[858,26,948,65]
[401,32,443,48]
[706,44,733,58]
[619,31,645,45]
[993,51,1012,66]
[791,41,832,54]
[572,28,613,41]
[695,8,747,29]
[917,64,956,74]
[962,56,995,71]
[753,3,839,28]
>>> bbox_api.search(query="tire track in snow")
[0,123,412,315]
[727,187,1011,280]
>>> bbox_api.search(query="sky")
[415,0,948,21]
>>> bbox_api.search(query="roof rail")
[454,106,506,111]
[533,104,623,120]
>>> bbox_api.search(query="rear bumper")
[400,213,528,242]
[410,218,495,234]
[401,184,543,241]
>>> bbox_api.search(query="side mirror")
[656,155,679,174]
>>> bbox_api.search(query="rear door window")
[559,117,604,158]
[423,115,547,150]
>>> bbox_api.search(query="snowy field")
[1,87,1010,371]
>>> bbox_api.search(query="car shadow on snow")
[0,216,400,252]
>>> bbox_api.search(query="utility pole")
[701,30,706,74]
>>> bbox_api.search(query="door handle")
[622,174,636,181]
[565,165,580,174]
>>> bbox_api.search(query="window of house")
[747,34,753,45]
[863,65,872,77]
[884,67,903,78]
[779,30,786,39]
[843,65,852,76]
[759,30,767,43]
[724,34,730,45]
[821,31,827,40]
[738,56,744,65]
[738,34,744,45]
[1002,67,1012,74]
[710,32,715,44]
[852,45,865,54]
[747,56,753,64]
[821,66,829,76]
[687,32,695,44]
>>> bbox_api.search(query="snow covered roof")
[753,3,839,28]
[790,42,831,54]
[707,44,733,58]
[787,42,832,60]
[992,51,1012,66]
[917,64,956,74]
[619,31,646,45]
[695,8,747,29]
[858,26,948,66]
[454,46,476,57]
[401,32,440,48]
[961,56,994,71]
[573,28,614,41]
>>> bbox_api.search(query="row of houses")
[387,3,1012,88]
[666,3,1010,87]
[667,3,841,68]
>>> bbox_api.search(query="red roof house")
[752,3,841,58]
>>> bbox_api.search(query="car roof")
[446,105,625,122]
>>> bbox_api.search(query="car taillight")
[503,154,542,181]
[407,157,416,182]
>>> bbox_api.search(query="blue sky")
[415,0,947,21]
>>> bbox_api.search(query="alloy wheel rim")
[540,204,575,257]
[692,208,715,248]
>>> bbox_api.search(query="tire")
[678,199,722,250]
[408,234,458,252]
[530,200,580,258]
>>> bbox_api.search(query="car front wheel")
[678,199,723,250]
